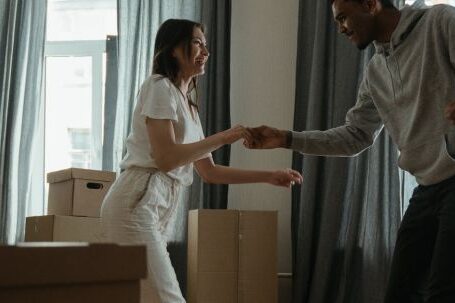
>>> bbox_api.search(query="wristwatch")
[285,131,293,148]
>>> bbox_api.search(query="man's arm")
[442,5,455,70]
[246,77,384,156]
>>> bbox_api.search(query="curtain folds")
[291,1,403,302]
[189,0,232,211]
[106,0,201,173]
[0,0,47,244]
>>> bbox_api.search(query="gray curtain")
[108,0,231,297]
[0,0,47,244]
[189,0,232,211]
[181,0,232,296]
[291,1,403,302]
[105,0,201,172]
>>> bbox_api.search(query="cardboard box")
[187,210,278,303]
[25,215,106,243]
[47,168,116,217]
[0,242,146,303]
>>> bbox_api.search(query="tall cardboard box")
[0,242,146,303]
[25,215,106,242]
[188,210,277,303]
[47,168,116,217]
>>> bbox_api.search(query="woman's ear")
[172,46,183,59]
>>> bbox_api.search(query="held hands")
[218,124,289,149]
[218,125,253,145]
[243,125,288,149]
[268,168,303,188]
[216,125,303,188]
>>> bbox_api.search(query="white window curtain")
[0,0,47,244]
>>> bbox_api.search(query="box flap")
[238,211,277,275]
[47,168,116,183]
[0,243,147,286]
[194,209,238,272]
[237,211,277,303]
[187,209,239,303]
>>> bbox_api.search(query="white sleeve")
[140,78,178,121]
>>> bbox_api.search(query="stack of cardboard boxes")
[0,168,147,303]
[19,168,279,302]
[25,168,116,242]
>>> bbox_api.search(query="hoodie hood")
[374,5,427,55]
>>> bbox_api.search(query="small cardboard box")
[25,215,106,243]
[187,209,278,303]
[47,168,116,217]
[0,242,146,303]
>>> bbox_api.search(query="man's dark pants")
[384,175,455,303]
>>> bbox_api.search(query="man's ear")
[365,0,381,14]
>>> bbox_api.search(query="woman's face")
[173,26,209,78]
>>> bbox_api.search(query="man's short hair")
[330,0,396,9]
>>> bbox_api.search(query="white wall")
[229,0,299,301]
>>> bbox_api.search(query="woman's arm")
[146,118,248,172]
[194,157,303,188]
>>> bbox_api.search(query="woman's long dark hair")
[152,19,205,110]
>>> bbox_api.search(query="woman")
[100,19,302,303]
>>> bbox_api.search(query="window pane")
[45,56,92,173]
[47,0,117,41]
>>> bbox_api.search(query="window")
[31,0,117,214]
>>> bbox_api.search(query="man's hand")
[243,125,289,149]
[445,101,455,124]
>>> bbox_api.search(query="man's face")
[332,0,377,50]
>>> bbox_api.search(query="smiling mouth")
[196,59,206,66]
[345,31,354,39]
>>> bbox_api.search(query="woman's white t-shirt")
[120,74,211,186]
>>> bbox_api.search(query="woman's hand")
[218,125,252,145]
[267,169,303,188]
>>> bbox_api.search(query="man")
[245,0,455,302]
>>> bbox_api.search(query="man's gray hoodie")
[291,4,455,186]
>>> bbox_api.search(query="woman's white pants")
[101,168,186,303]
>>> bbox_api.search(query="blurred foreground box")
[0,242,146,303]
